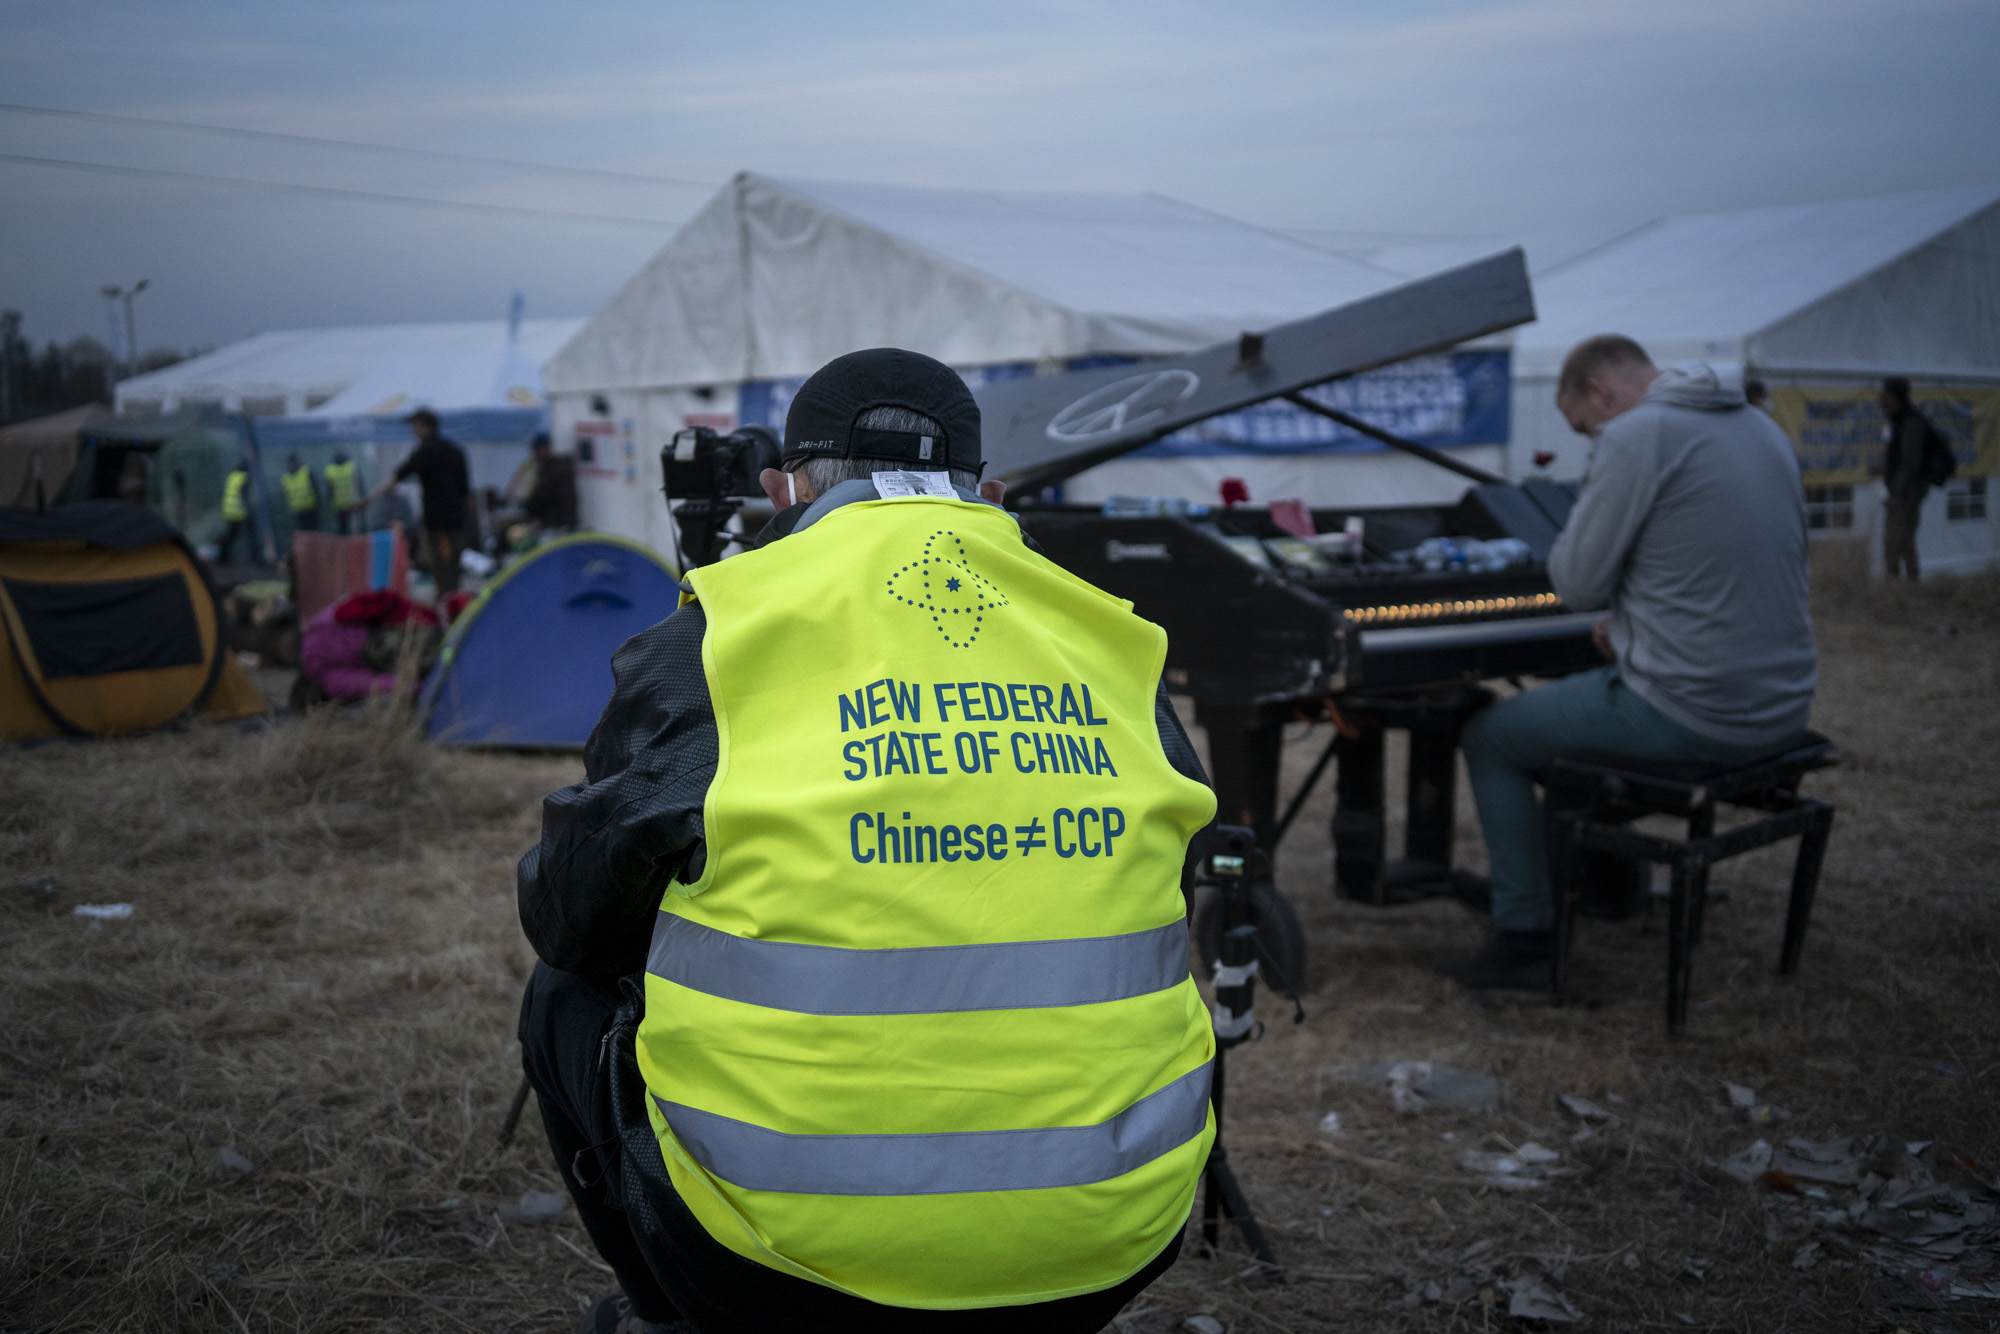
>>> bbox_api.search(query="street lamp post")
[0,309,20,422]
[98,279,150,380]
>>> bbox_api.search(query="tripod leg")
[1203,1047,1227,1247]
[1205,1152,1278,1264]
[1198,1046,1277,1264]
[1202,1157,1222,1246]
[497,1072,533,1147]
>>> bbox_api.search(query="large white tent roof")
[1295,184,2000,378]
[117,317,585,413]
[544,172,1407,394]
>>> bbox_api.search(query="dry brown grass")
[2,573,1997,1332]
[0,703,588,1330]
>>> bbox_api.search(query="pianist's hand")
[1591,616,1614,661]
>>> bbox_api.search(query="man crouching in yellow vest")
[517,348,1218,1334]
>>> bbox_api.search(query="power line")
[0,100,717,190]
[0,151,685,228]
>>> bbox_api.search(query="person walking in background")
[1744,377,1770,413]
[324,450,362,534]
[281,452,322,534]
[218,456,254,562]
[1872,376,1954,582]
[522,433,578,531]
[360,408,470,595]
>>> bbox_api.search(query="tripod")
[1196,826,1302,1267]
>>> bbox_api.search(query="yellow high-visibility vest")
[637,495,1216,1310]
[281,465,316,515]
[221,469,249,522]
[324,460,358,510]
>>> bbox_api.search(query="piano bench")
[1546,731,1838,1035]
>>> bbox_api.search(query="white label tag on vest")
[871,471,956,500]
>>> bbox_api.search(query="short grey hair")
[794,405,978,494]
[1557,334,1653,403]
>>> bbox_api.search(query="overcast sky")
[2,0,1995,354]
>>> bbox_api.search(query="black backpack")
[1921,420,1958,487]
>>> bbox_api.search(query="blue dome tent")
[422,535,681,747]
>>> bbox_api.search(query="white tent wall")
[1903,482,1998,577]
[552,384,756,564]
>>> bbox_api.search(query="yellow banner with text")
[1766,383,1999,485]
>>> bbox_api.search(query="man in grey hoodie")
[1441,335,1818,990]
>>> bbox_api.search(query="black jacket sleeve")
[517,604,718,980]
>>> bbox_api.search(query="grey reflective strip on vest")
[655,1061,1211,1196]
[648,914,1191,1015]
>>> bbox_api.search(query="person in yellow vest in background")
[516,349,1218,1334]
[281,451,322,533]
[218,456,253,563]
[323,450,362,534]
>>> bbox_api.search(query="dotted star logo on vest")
[885,531,1009,648]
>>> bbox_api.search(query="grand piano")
[976,251,1601,908]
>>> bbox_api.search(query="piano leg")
[1194,701,1285,848]
[1404,723,1459,871]
[1332,726,1386,904]
[1348,689,1490,906]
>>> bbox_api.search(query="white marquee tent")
[543,173,1524,553]
[116,318,586,419]
[1302,183,2000,574]
[545,173,1407,390]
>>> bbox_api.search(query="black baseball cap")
[781,348,982,476]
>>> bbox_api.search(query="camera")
[660,424,782,569]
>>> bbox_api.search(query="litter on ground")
[1716,1131,2000,1299]
[1559,1093,1618,1123]
[1504,1276,1582,1323]
[500,1190,568,1223]
[1723,1080,1787,1125]
[1460,1142,1564,1190]
[1324,1060,1500,1115]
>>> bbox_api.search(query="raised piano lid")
[975,249,1535,496]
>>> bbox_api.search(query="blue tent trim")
[421,534,682,748]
